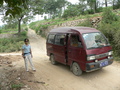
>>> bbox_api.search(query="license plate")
[100,61,108,67]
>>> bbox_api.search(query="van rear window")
[47,34,55,44]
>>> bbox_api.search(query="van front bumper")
[86,57,113,72]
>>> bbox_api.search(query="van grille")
[96,53,108,59]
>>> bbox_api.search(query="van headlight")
[87,55,96,61]
[108,51,113,56]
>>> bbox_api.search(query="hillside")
[29,9,120,38]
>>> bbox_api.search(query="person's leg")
[28,55,36,71]
[24,56,29,71]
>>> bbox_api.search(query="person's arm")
[22,45,25,58]
[22,49,25,58]
[30,49,33,58]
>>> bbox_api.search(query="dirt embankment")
[0,29,120,90]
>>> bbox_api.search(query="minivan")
[46,27,113,76]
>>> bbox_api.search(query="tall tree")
[44,0,69,19]
[2,0,45,35]
[105,0,108,7]
[0,0,28,17]
[113,0,120,9]
[87,0,98,13]
[78,0,87,14]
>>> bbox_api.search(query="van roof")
[50,27,99,34]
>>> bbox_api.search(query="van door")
[53,34,67,64]
[67,34,86,70]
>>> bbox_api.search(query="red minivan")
[46,27,113,76]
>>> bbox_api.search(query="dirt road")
[23,29,120,90]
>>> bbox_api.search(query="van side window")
[55,35,65,46]
[70,35,82,47]
[47,34,55,44]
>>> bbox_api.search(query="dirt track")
[1,29,120,90]
[25,29,120,90]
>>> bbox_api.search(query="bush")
[98,9,120,59]
[77,17,92,27]
[0,31,27,53]
[20,31,27,36]
[102,8,119,24]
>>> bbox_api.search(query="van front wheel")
[50,55,57,65]
[72,62,82,76]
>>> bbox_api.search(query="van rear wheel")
[50,55,57,65]
[72,62,82,76]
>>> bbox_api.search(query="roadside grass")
[0,31,27,53]
[0,29,18,34]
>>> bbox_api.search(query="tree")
[0,0,28,17]
[78,0,87,14]
[105,0,108,7]
[113,0,120,9]
[44,0,69,19]
[2,0,45,35]
[62,4,80,19]
[87,0,99,13]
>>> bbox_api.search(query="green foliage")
[44,0,69,19]
[20,31,27,36]
[0,0,28,17]
[0,31,27,53]
[102,8,119,24]
[0,29,17,34]
[113,0,120,9]
[98,21,120,57]
[77,18,92,27]
[2,0,45,35]
[62,5,79,19]
[44,16,47,20]
[97,9,120,59]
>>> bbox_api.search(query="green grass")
[0,29,18,34]
[0,31,27,53]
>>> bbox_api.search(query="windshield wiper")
[88,47,98,49]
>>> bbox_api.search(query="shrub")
[98,9,120,59]
[102,8,119,24]
[77,17,92,27]
[20,31,27,36]
[0,31,27,53]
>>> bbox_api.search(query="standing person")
[22,38,36,72]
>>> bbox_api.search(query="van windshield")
[83,32,109,49]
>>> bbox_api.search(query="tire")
[72,62,82,76]
[50,55,57,65]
